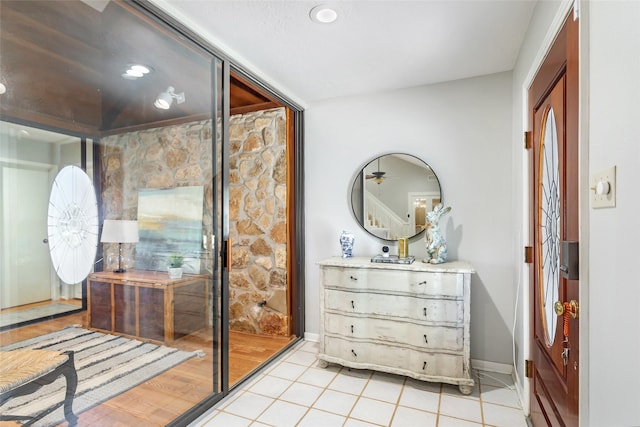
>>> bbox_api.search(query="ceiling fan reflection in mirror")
[366,158,386,184]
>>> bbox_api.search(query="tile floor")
[191,340,528,427]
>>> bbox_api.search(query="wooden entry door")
[528,10,579,426]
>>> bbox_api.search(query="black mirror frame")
[350,153,442,242]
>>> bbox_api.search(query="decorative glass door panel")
[538,107,560,346]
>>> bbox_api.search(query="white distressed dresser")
[317,256,475,394]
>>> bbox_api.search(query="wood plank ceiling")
[0,0,282,138]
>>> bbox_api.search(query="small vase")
[339,231,355,258]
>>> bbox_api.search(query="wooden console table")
[87,270,208,345]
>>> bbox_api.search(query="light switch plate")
[591,166,616,208]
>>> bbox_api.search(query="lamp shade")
[101,220,139,243]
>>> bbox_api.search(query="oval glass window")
[47,165,99,284]
[538,107,561,346]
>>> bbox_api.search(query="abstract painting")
[136,186,204,273]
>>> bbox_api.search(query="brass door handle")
[554,300,579,319]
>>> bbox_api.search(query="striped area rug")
[0,326,204,426]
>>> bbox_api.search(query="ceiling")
[154,0,538,106]
[0,0,537,139]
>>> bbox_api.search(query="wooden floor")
[0,310,294,426]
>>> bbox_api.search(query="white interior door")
[1,166,52,308]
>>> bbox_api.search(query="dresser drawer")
[325,312,463,351]
[322,266,463,297]
[325,289,463,324]
[324,335,411,370]
[323,336,463,378]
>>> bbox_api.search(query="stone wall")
[228,108,289,336]
[100,107,288,336]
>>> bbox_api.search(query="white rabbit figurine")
[424,204,451,264]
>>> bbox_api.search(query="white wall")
[586,1,640,425]
[305,72,516,364]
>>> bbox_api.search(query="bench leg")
[60,351,78,426]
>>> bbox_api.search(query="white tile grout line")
[478,370,487,426]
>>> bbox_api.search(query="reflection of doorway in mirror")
[408,192,440,235]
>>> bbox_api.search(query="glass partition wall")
[0,1,302,425]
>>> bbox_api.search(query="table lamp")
[101,220,139,273]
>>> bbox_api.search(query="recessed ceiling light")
[126,69,144,78]
[121,64,153,80]
[0,82,6,95]
[130,64,150,74]
[310,4,338,24]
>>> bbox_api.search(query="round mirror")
[350,153,442,241]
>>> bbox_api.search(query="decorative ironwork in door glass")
[538,107,560,346]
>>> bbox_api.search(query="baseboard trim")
[471,359,513,374]
[304,332,319,342]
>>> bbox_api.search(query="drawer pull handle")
[417,281,427,286]
[351,349,357,357]
[351,300,355,309]
[351,325,354,333]
[349,275,358,281]
[423,307,427,316]
[422,361,427,370]
[424,334,428,344]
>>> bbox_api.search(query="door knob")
[554,300,579,319]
